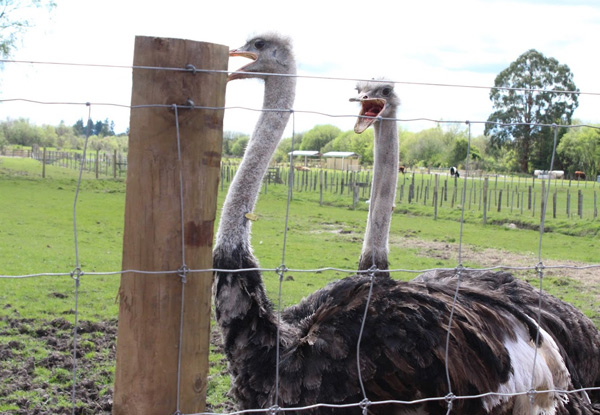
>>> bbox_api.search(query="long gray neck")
[215,74,296,256]
[359,117,398,272]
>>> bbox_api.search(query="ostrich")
[347,79,600,409]
[349,80,600,413]
[214,34,573,415]
[350,79,399,273]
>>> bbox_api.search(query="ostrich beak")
[228,49,258,81]
[352,97,387,134]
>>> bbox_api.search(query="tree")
[323,129,374,164]
[0,0,56,58]
[230,136,249,157]
[299,124,341,151]
[485,49,579,173]
[399,127,449,167]
[556,124,600,179]
[448,137,481,168]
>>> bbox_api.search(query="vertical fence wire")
[528,124,560,402]
[70,103,93,415]
[355,116,385,411]
[173,103,188,415]
[274,109,297,410]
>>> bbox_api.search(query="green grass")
[1,155,599,412]
[1,155,599,319]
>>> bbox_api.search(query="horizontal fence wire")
[1,59,599,415]
[3,58,600,96]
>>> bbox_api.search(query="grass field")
[1,155,599,413]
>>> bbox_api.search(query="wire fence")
[1,57,600,415]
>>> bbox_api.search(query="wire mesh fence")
[1,55,600,415]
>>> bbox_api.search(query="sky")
[0,0,599,138]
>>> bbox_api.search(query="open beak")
[351,97,387,134]
[228,49,258,81]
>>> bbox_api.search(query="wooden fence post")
[42,146,47,178]
[112,36,227,415]
[95,149,100,179]
[482,177,489,225]
[113,150,117,179]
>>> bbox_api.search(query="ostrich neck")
[213,72,298,409]
[215,75,296,255]
[359,117,399,272]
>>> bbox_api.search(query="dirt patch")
[0,312,116,415]
[0,309,232,415]
[390,235,600,291]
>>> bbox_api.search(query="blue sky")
[0,0,598,137]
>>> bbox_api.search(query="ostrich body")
[214,35,571,415]
[416,269,600,409]
[351,80,399,273]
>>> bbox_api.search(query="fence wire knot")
[445,393,456,410]
[267,405,281,415]
[178,265,189,283]
[367,264,379,276]
[527,388,537,404]
[276,265,288,277]
[535,262,545,277]
[185,63,197,74]
[454,264,465,276]
[70,267,83,280]
[359,398,371,414]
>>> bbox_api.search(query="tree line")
[0,117,128,154]
[2,115,598,181]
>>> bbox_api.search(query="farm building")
[322,151,360,171]
[287,150,321,168]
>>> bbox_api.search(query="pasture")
[1,156,599,413]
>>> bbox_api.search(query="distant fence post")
[112,36,227,415]
[482,177,489,225]
[42,146,47,178]
[95,149,99,179]
[113,150,117,178]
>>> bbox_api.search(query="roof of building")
[322,151,359,158]
[287,150,322,156]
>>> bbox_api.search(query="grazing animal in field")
[575,171,586,180]
[213,37,574,413]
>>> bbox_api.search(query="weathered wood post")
[112,36,227,415]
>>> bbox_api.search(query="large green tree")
[484,49,579,173]
[0,0,55,58]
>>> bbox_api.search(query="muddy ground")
[1,238,598,414]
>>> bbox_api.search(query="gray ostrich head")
[350,79,400,133]
[228,32,296,81]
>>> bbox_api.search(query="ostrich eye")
[382,87,391,96]
[254,39,266,50]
